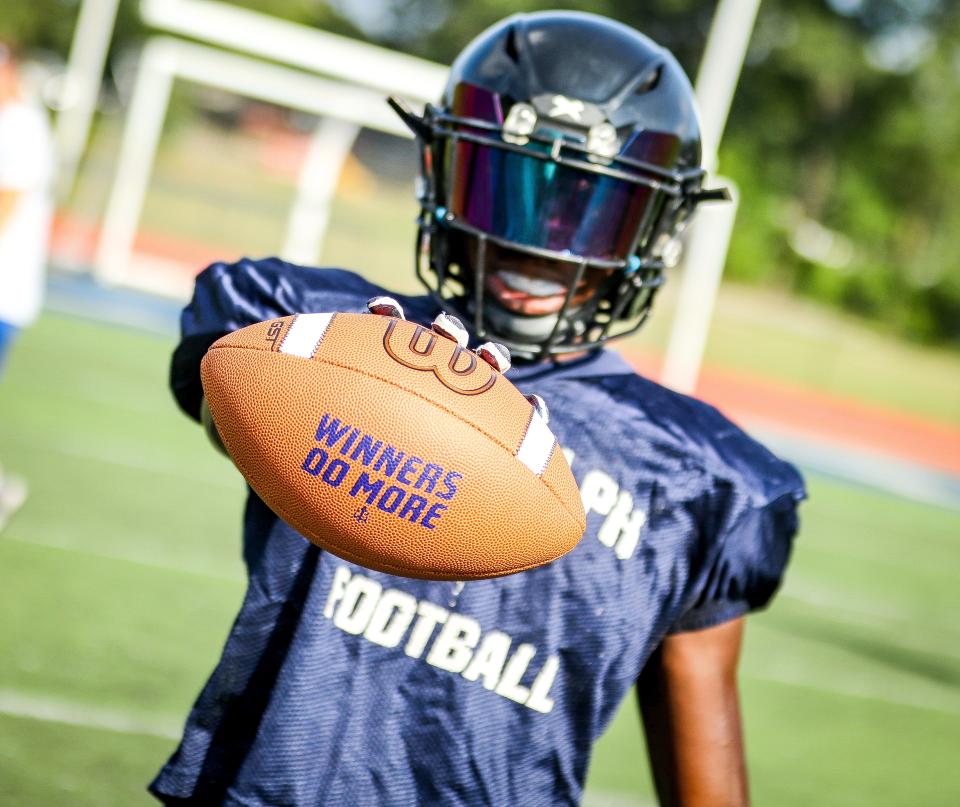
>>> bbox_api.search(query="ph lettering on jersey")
[565,449,648,561]
[323,567,560,714]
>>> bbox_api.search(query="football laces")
[367,296,406,319]
[475,342,511,373]
[432,312,469,348]
[525,393,550,424]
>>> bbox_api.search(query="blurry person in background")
[0,41,55,532]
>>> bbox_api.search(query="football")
[200,304,585,580]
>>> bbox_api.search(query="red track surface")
[51,215,960,477]
[52,215,234,271]
[625,350,960,477]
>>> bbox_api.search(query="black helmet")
[391,11,726,359]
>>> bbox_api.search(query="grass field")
[1,311,958,806]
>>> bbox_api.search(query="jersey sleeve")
[170,257,381,421]
[669,484,804,634]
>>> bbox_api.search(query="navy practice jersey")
[152,257,805,807]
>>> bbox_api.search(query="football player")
[0,41,54,532]
[151,12,804,807]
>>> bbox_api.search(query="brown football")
[200,311,585,580]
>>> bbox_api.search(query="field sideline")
[1,311,959,806]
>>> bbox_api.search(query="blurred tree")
[0,0,80,54]
[724,0,960,343]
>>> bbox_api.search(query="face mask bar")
[389,95,728,207]
[432,110,705,190]
[439,117,694,195]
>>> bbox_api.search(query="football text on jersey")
[324,566,560,714]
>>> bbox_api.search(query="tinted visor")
[444,138,657,262]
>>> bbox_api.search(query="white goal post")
[93,35,419,285]
[661,0,761,392]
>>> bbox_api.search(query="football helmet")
[391,11,727,359]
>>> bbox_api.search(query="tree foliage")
[725,0,960,344]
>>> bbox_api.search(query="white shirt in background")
[0,98,55,328]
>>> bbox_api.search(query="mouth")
[486,269,581,316]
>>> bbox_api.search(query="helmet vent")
[635,65,662,95]
[504,28,520,63]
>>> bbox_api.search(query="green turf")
[1,312,958,806]
[0,714,172,807]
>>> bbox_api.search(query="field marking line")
[0,683,659,807]
[8,533,959,665]
[0,688,182,740]
[4,654,959,748]
[782,579,909,623]
[775,603,960,663]
[2,534,244,585]
[581,791,657,807]
[795,539,960,584]
[15,528,960,659]
[747,669,960,717]
[754,425,960,511]
[779,581,960,655]
[621,347,960,477]
[0,429,240,491]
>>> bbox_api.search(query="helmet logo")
[548,95,585,122]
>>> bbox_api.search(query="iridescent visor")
[444,138,656,263]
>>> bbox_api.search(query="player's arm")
[170,257,337,425]
[637,617,748,807]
